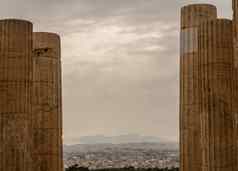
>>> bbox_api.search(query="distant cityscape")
[64,135,179,170]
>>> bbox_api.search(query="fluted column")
[232,1,238,170]
[198,19,236,171]
[0,19,33,171]
[32,32,63,171]
[180,4,217,171]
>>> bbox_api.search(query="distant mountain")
[63,142,179,154]
[63,134,179,154]
[78,134,173,144]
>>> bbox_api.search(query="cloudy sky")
[0,0,232,144]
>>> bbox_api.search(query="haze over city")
[0,0,231,145]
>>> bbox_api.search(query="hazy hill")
[64,142,179,154]
[64,134,178,154]
[77,134,175,144]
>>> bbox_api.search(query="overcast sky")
[0,0,232,144]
